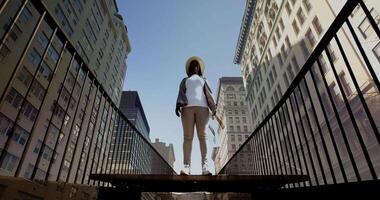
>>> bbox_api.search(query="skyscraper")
[119,91,150,140]
[213,77,252,174]
[234,0,380,181]
[0,0,130,186]
[235,0,379,128]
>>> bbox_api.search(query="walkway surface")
[90,174,309,192]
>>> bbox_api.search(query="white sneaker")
[202,162,212,176]
[180,164,191,175]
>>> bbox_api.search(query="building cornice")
[233,0,257,64]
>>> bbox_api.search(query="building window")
[306,29,316,47]
[327,44,337,62]
[5,88,23,109]
[297,8,306,25]
[33,140,42,154]
[37,32,49,49]
[358,8,380,39]
[19,6,33,24]
[237,126,241,132]
[242,117,247,123]
[312,17,323,36]
[287,64,295,80]
[39,61,53,81]
[275,27,280,42]
[47,46,60,64]
[63,159,71,171]
[285,37,291,53]
[231,135,235,142]
[0,44,11,62]
[285,2,292,16]
[0,113,13,136]
[235,117,240,123]
[232,144,236,151]
[373,42,380,62]
[229,126,234,131]
[339,72,353,96]
[279,18,285,31]
[54,5,73,36]
[42,146,53,161]
[227,94,235,99]
[63,114,70,126]
[22,101,38,121]
[228,117,233,123]
[58,133,64,143]
[47,123,59,139]
[283,73,290,88]
[318,55,329,74]
[244,126,248,132]
[9,24,22,42]
[280,45,287,62]
[291,56,300,72]
[31,81,46,101]
[54,105,65,121]
[292,20,299,35]
[300,39,310,59]
[17,66,33,87]
[60,87,70,107]
[235,110,238,115]
[28,48,41,68]
[273,37,277,46]
[302,0,312,13]
[0,151,19,172]
[238,135,242,142]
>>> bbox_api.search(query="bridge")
[87,0,380,199]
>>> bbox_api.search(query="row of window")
[0,113,29,147]
[228,116,248,124]
[226,109,247,115]
[230,134,249,143]
[228,125,249,133]
[5,88,38,121]
[225,101,246,106]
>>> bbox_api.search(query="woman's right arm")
[176,78,187,116]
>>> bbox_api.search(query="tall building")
[151,138,175,167]
[235,0,379,128]
[235,0,380,180]
[119,91,150,139]
[212,77,252,174]
[0,0,131,186]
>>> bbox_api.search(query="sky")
[116,0,246,174]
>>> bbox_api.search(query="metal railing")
[219,0,380,188]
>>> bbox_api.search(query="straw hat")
[185,56,205,76]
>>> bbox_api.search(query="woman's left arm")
[203,78,217,115]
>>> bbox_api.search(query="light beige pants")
[181,106,209,166]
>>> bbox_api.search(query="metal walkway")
[90,174,308,192]
[90,174,309,199]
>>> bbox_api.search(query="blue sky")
[116,0,246,174]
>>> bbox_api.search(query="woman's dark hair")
[188,60,202,76]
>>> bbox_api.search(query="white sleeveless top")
[185,74,208,108]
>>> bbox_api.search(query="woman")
[176,56,216,175]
